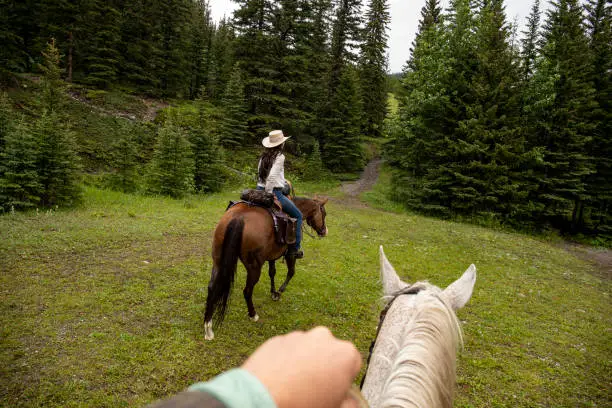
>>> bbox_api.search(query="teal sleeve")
[188,368,277,408]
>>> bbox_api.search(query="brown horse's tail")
[207,217,244,327]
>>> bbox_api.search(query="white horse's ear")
[380,246,408,296]
[442,264,476,310]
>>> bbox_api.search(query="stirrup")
[286,248,304,259]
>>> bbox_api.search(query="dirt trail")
[338,158,382,208]
[339,158,611,279]
[67,91,168,122]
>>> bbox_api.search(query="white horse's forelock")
[366,285,463,408]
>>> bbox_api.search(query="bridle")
[360,284,424,389]
[303,204,326,238]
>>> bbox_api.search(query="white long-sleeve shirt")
[257,154,287,193]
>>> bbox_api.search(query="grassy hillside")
[1,175,610,407]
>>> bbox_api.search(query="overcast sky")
[210,0,547,73]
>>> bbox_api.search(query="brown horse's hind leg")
[203,268,218,340]
[278,256,296,293]
[269,261,281,301]
[243,264,262,321]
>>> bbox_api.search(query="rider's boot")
[286,245,304,259]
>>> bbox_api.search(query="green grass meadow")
[1,178,610,407]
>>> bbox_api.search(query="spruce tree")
[206,19,235,101]
[232,0,278,133]
[456,0,526,218]
[0,0,27,84]
[388,0,450,213]
[107,122,140,193]
[539,0,597,230]
[298,0,333,145]
[359,0,391,138]
[146,120,195,198]
[39,39,65,112]
[404,0,478,214]
[191,98,225,193]
[521,0,542,80]
[118,0,159,91]
[329,0,363,90]
[322,0,364,166]
[584,0,611,233]
[324,66,365,172]
[81,1,121,88]
[36,41,81,208]
[187,0,213,99]
[0,92,13,153]
[151,0,192,97]
[303,140,329,181]
[0,118,41,211]
[35,111,81,207]
[408,0,442,70]
[218,64,249,147]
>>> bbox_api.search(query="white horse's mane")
[377,285,462,408]
[362,247,476,408]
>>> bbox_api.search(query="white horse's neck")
[362,286,462,408]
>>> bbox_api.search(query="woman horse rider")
[256,130,304,260]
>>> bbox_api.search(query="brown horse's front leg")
[278,256,296,293]
[269,261,281,301]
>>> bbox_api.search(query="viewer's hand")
[242,326,362,408]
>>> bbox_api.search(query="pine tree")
[218,64,249,147]
[146,120,195,198]
[0,118,41,211]
[359,0,390,138]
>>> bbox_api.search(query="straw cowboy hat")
[262,130,290,148]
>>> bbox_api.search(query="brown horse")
[204,195,328,340]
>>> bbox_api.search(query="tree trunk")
[67,32,73,82]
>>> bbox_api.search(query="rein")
[360,285,424,390]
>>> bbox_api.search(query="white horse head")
[361,246,476,408]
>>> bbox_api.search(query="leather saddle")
[226,189,297,246]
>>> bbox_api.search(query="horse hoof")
[250,314,259,322]
[204,332,215,341]
[271,292,280,301]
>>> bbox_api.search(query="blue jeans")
[257,186,302,249]
[274,190,302,250]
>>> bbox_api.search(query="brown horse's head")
[296,195,328,237]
